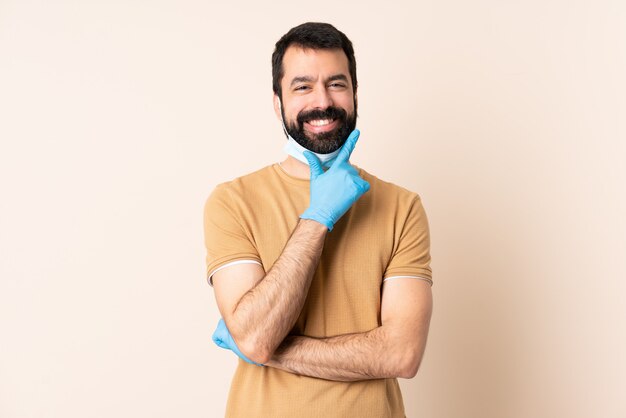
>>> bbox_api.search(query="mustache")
[297,106,347,125]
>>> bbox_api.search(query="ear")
[354,91,358,110]
[273,94,282,121]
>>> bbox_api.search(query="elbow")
[222,317,274,365]
[244,347,272,365]
[395,346,424,379]
[235,334,273,365]
[385,325,429,379]
[398,358,420,379]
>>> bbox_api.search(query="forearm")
[230,219,327,363]
[266,326,420,381]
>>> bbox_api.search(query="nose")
[311,86,333,109]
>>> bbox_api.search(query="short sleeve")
[203,184,262,283]
[383,195,433,285]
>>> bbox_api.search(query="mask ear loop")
[278,98,291,140]
[278,98,305,170]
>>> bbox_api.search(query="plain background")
[1,1,624,417]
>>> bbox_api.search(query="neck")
[280,155,311,179]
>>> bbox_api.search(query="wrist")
[300,210,335,231]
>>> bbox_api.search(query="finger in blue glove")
[300,129,370,231]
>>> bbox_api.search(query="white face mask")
[278,99,341,168]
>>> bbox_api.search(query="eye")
[329,82,347,89]
[294,85,310,91]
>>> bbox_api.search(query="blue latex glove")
[212,318,264,366]
[300,129,370,231]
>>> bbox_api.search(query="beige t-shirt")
[204,163,432,418]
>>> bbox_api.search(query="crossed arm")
[265,278,432,381]
[212,222,433,380]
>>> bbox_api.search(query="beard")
[282,103,357,154]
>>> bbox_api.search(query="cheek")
[285,100,307,120]
[335,95,355,113]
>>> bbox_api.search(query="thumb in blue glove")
[212,318,264,366]
[300,129,370,231]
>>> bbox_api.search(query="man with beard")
[203,22,433,418]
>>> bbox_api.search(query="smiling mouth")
[307,118,335,126]
[304,118,339,133]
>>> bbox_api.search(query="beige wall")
[1,1,624,417]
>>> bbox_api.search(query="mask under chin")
[283,135,340,168]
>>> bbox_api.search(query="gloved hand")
[212,318,264,366]
[300,129,370,231]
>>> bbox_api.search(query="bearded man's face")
[277,46,357,154]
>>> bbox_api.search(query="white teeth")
[309,119,332,126]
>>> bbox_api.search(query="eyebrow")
[328,74,349,83]
[289,74,349,87]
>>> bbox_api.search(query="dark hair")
[272,22,357,99]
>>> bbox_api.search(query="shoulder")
[204,165,278,218]
[207,165,277,200]
[356,166,423,210]
[215,164,276,191]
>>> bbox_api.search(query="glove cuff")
[300,208,334,231]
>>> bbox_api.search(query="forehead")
[281,46,351,85]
